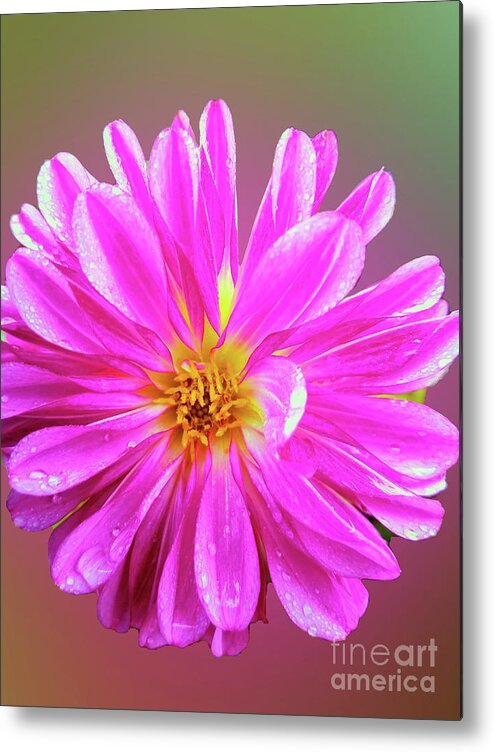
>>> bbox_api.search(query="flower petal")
[10,204,69,264]
[244,435,400,580]
[227,212,364,348]
[49,439,180,594]
[244,356,307,448]
[2,362,80,419]
[251,483,369,640]
[309,391,459,485]
[194,447,260,631]
[37,152,95,246]
[306,434,445,540]
[338,169,395,244]
[249,255,447,368]
[199,99,238,279]
[312,130,338,211]
[304,311,459,393]
[6,248,105,354]
[149,126,199,250]
[6,437,157,532]
[8,404,167,495]
[271,129,317,236]
[211,628,249,658]
[157,464,211,647]
[242,129,317,286]
[73,185,170,334]
[103,119,153,223]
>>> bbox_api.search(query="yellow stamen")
[163,357,246,451]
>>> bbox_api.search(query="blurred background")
[1,2,460,718]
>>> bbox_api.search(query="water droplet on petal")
[29,470,47,480]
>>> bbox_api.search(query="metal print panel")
[1,1,461,720]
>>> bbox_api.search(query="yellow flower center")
[162,359,248,449]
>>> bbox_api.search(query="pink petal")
[194,174,221,331]
[172,109,196,142]
[6,248,105,354]
[14,390,149,422]
[130,476,180,648]
[36,152,95,247]
[338,169,395,244]
[49,440,180,593]
[345,255,446,317]
[242,129,317,286]
[307,434,445,540]
[271,129,317,237]
[252,483,369,640]
[68,276,173,370]
[310,392,458,486]
[158,465,211,647]
[312,130,338,211]
[278,434,318,478]
[10,204,70,264]
[149,126,199,250]
[103,119,153,223]
[194,448,260,631]
[7,437,157,533]
[245,435,399,580]
[73,185,170,333]
[3,333,149,392]
[2,362,80,418]
[227,212,364,348]
[249,255,447,367]
[303,311,459,393]
[211,628,249,658]
[1,285,20,328]
[96,556,132,634]
[244,356,307,448]
[199,99,238,279]
[8,404,167,495]
[100,472,175,645]
[6,249,170,372]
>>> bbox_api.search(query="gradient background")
[1,2,461,719]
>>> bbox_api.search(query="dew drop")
[29,470,47,480]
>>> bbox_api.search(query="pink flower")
[1,100,459,657]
